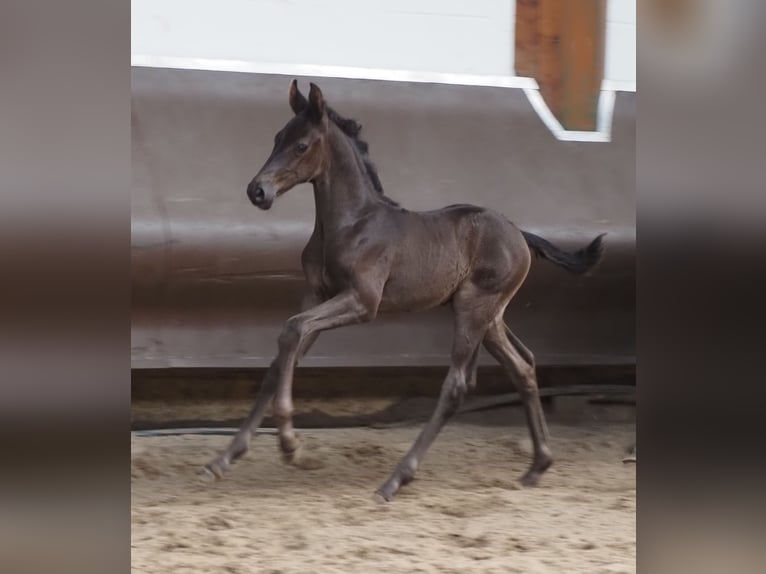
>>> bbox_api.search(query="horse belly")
[378,210,479,312]
[380,256,463,312]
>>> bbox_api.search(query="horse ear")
[288,79,308,115]
[307,82,326,123]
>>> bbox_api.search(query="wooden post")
[517,0,607,132]
[536,0,564,122]
[514,0,539,77]
[560,0,606,131]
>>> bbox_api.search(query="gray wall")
[132,68,635,368]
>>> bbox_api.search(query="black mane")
[326,107,398,206]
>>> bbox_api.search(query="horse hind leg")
[375,288,492,502]
[483,318,553,486]
[466,344,480,391]
[375,339,483,501]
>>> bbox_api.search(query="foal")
[205,81,604,501]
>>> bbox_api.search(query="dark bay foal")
[205,80,604,501]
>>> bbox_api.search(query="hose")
[133,384,633,437]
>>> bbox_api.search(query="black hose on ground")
[133,384,633,437]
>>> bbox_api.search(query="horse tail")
[521,231,605,275]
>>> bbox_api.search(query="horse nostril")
[248,182,266,204]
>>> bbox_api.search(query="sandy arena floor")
[132,417,635,574]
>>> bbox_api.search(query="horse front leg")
[272,289,379,466]
[204,292,322,480]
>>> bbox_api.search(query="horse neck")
[311,126,381,231]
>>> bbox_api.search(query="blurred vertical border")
[0,1,130,573]
[639,0,766,572]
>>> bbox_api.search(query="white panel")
[604,0,636,89]
[606,0,636,24]
[132,0,635,140]
[605,22,636,88]
[132,0,514,76]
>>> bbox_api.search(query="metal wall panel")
[131,67,634,368]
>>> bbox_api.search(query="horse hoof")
[520,470,541,487]
[203,458,228,481]
[291,454,325,470]
[373,491,392,504]
[200,467,219,482]
[520,453,552,487]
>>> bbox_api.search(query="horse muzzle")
[246,179,275,210]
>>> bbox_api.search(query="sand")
[132,418,635,573]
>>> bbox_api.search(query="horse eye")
[295,142,308,154]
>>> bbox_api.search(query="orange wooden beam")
[536,0,564,121]
[517,0,606,131]
[560,0,606,130]
[514,0,539,77]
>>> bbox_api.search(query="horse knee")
[521,363,536,382]
[278,317,303,352]
[444,376,468,415]
[355,294,379,322]
[364,309,377,322]
[272,398,293,421]
[466,368,478,391]
[517,365,539,397]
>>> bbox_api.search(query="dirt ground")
[132,411,635,574]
